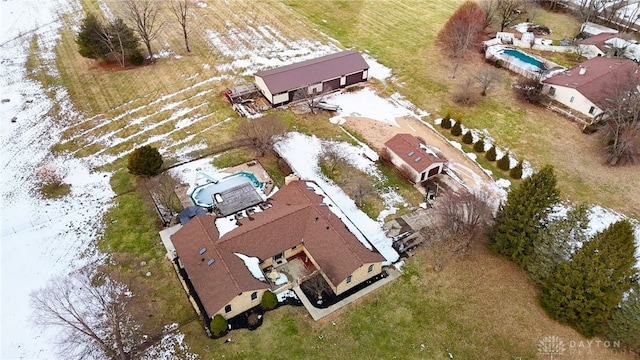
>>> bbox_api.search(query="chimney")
[578,66,587,75]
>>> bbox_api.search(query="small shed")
[384,134,447,184]
[254,50,369,106]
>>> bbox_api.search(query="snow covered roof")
[580,21,618,36]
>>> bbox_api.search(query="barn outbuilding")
[254,50,369,106]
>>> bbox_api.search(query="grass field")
[284,0,640,219]
[35,0,640,358]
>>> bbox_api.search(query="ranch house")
[542,57,639,119]
[384,133,448,184]
[169,179,385,322]
[254,50,369,106]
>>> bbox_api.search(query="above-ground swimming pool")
[498,48,546,71]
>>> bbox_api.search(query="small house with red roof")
[254,50,369,106]
[170,179,385,322]
[542,57,639,119]
[384,134,448,184]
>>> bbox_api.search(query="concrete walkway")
[293,267,402,321]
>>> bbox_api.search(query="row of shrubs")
[441,116,523,180]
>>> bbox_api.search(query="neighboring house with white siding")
[542,57,640,119]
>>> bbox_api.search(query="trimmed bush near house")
[462,131,473,144]
[441,115,452,129]
[497,151,511,171]
[451,120,463,136]
[261,291,277,311]
[486,145,497,161]
[210,314,228,338]
[510,159,523,179]
[474,138,485,152]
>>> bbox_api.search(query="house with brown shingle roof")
[254,50,369,105]
[170,179,385,322]
[578,33,617,59]
[384,134,448,184]
[542,57,640,119]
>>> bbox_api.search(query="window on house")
[346,275,352,284]
[548,87,556,96]
[224,304,232,313]
[368,264,374,273]
[589,106,596,115]
[570,96,575,103]
[251,292,258,301]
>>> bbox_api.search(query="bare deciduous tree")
[474,68,502,96]
[437,1,486,78]
[319,142,347,173]
[168,0,193,52]
[596,72,640,166]
[301,273,330,303]
[575,0,607,23]
[421,190,493,270]
[344,172,376,208]
[453,77,479,105]
[122,0,164,59]
[235,115,287,157]
[36,163,67,188]
[31,269,142,360]
[152,172,182,215]
[480,0,499,29]
[495,0,527,31]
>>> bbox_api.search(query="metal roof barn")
[254,50,369,105]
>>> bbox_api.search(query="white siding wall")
[254,76,273,103]
[273,92,289,104]
[387,148,420,183]
[307,83,323,94]
[544,85,602,118]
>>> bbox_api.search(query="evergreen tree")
[540,220,638,337]
[509,159,523,179]
[608,282,640,349]
[485,145,497,161]
[473,138,485,152]
[497,151,511,170]
[492,165,561,267]
[441,116,452,129]
[76,14,142,66]
[526,204,589,285]
[127,145,163,176]
[462,130,473,144]
[77,14,108,60]
[451,120,463,136]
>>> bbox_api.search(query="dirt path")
[342,115,499,195]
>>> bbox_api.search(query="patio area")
[265,252,317,290]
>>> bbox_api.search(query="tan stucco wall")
[214,288,268,320]
[260,243,304,269]
[335,262,382,295]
